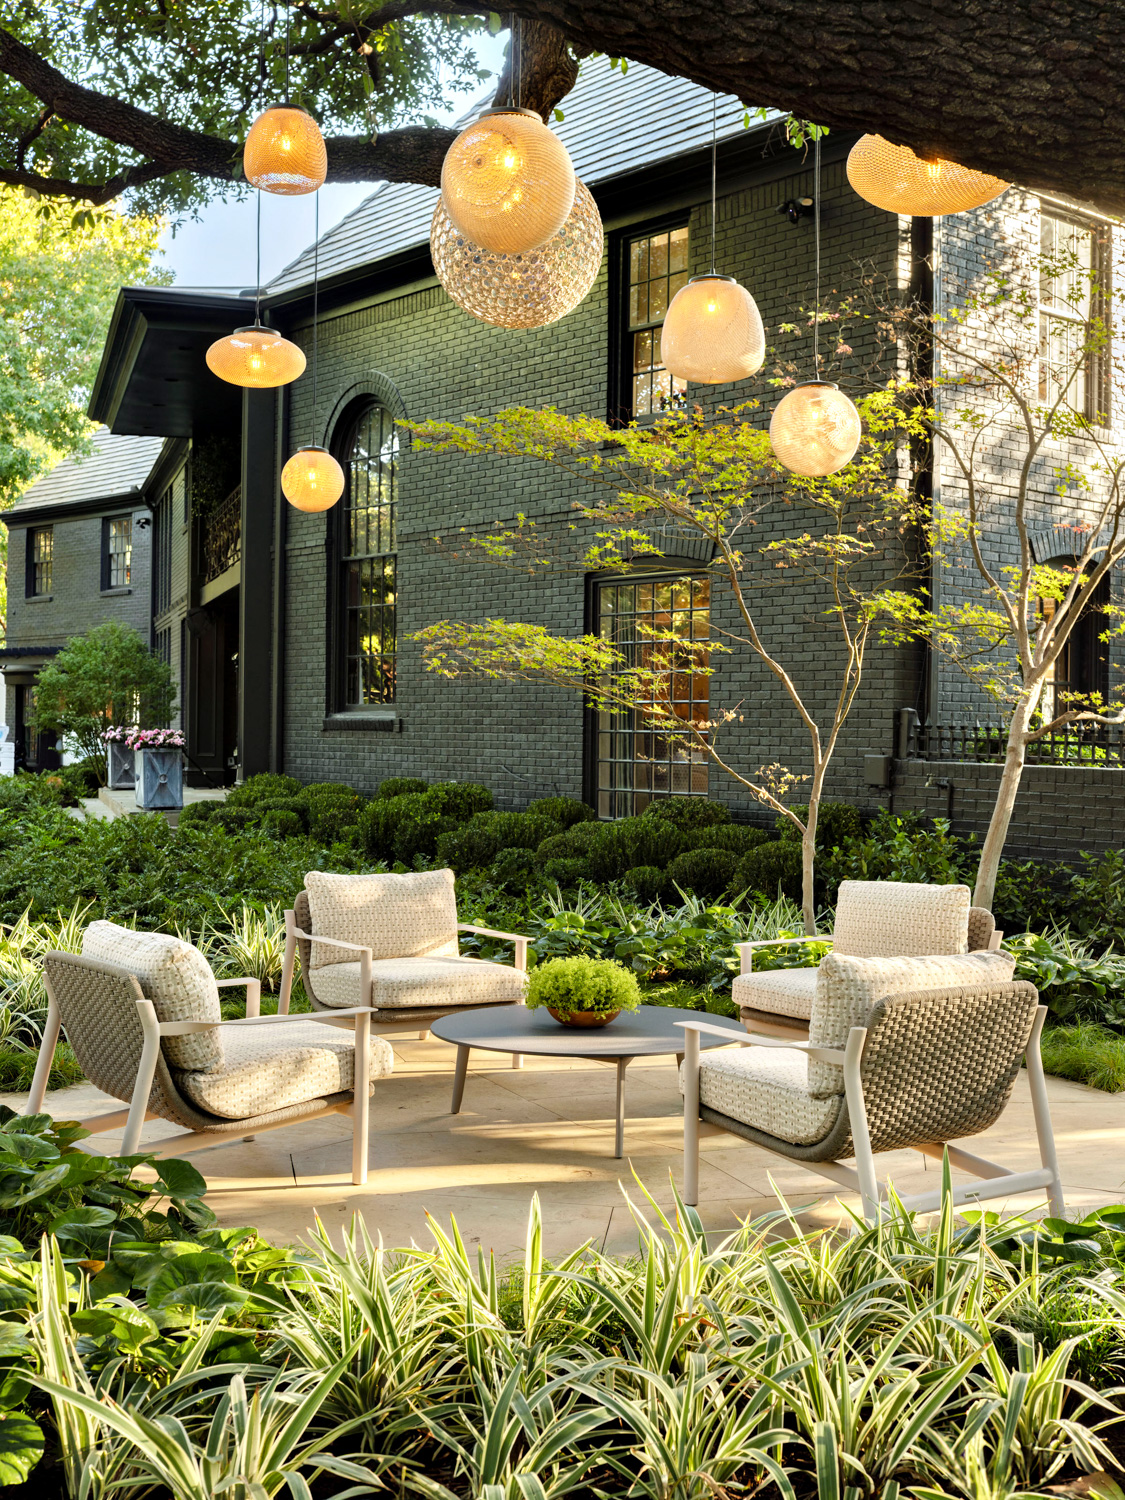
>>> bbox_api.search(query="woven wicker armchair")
[280,870,529,1059]
[28,926,392,1186]
[680,949,1063,1222]
[735,880,1003,1035]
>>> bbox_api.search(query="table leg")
[512,1053,523,1069]
[451,1045,469,1114]
[615,1056,629,1159]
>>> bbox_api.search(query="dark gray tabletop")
[431,1003,745,1057]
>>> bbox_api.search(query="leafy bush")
[776,800,864,848]
[386,792,456,865]
[526,795,596,827]
[58,759,101,799]
[488,847,541,892]
[667,847,740,899]
[623,865,667,902]
[211,807,257,834]
[543,857,591,887]
[0,772,67,811]
[1004,928,1125,1027]
[1040,1023,1125,1093]
[992,857,1073,934]
[820,809,973,895]
[537,833,574,862]
[437,810,560,872]
[255,797,309,829]
[420,780,493,821]
[1065,847,1125,954]
[357,795,401,860]
[300,783,363,843]
[260,808,303,838]
[178,801,218,826]
[378,776,429,799]
[226,773,304,808]
[525,954,641,1015]
[680,823,771,856]
[576,816,686,883]
[642,796,730,829]
[733,839,803,900]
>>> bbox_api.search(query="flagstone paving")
[7,1035,1122,1259]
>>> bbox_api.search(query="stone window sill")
[24,593,53,603]
[100,586,132,597]
[322,713,401,733]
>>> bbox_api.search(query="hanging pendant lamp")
[846,134,1008,216]
[430,176,602,330]
[770,133,861,477]
[206,323,306,387]
[282,192,344,511]
[441,106,575,256]
[244,104,327,195]
[660,97,764,385]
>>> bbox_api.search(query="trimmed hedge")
[226,773,303,808]
[776,801,863,849]
[623,865,668,902]
[378,777,429,800]
[734,840,803,900]
[526,796,597,828]
[667,847,740,899]
[642,796,730,829]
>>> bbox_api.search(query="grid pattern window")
[154,626,172,667]
[1038,571,1110,721]
[626,226,689,417]
[594,574,710,818]
[1039,212,1111,424]
[153,489,172,615]
[104,516,132,589]
[27,527,52,596]
[341,404,398,707]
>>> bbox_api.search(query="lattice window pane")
[107,516,132,588]
[342,405,398,707]
[626,226,689,417]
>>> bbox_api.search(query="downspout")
[270,383,288,772]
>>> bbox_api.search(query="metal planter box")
[106,740,136,790]
[135,747,183,810]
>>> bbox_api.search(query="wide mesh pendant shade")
[770,381,862,476]
[440,107,575,255]
[430,177,602,330]
[282,446,344,511]
[244,105,327,195]
[661,275,765,384]
[206,325,306,388]
[846,134,1008,216]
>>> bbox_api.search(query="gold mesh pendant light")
[661,275,765,384]
[440,107,576,256]
[846,134,1008,216]
[282,446,344,511]
[244,105,327,195]
[206,324,306,387]
[430,177,602,330]
[770,381,862,476]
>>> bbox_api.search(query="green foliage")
[1040,1024,1125,1093]
[377,776,429,800]
[734,840,803,901]
[776,800,863,847]
[259,808,303,839]
[992,857,1072,935]
[642,796,731,829]
[543,857,591,888]
[210,807,256,834]
[32,624,177,766]
[0,772,67,812]
[177,801,217,827]
[0,1041,82,1093]
[820,809,974,895]
[225,773,304,808]
[387,792,457,865]
[526,795,597,827]
[300,783,363,844]
[437,810,560,872]
[623,865,668,903]
[667,847,740,899]
[57,760,100,800]
[1004,929,1125,1027]
[1066,848,1125,953]
[680,823,771,856]
[420,780,494,821]
[488,847,541,893]
[525,955,641,1015]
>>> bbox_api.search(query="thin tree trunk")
[973,698,1035,911]
[801,772,824,936]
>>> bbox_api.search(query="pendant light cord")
[310,190,319,446]
[254,188,262,326]
[813,130,821,378]
[507,12,514,107]
[284,0,290,104]
[710,92,717,274]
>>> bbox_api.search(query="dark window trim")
[101,512,133,591]
[25,525,52,599]
[607,210,691,428]
[1039,206,1113,427]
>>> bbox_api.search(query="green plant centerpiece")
[526,954,641,1028]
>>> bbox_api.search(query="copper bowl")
[546,1006,621,1029]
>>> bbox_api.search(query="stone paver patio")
[8,1035,1122,1257]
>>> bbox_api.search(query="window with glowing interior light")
[619,224,690,419]
[337,403,398,708]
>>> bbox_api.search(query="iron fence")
[909,718,1125,769]
[199,486,241,584]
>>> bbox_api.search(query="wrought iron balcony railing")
[199,486,241,585]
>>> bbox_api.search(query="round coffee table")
[430,1003,745,1158]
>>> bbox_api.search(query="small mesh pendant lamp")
[441,106,575,256]
[770,134,862,476]
[660,97,764,385]
[244,104,327,195]
[206,323,306,387]
[430,177,602,330]
[846,134,1008,216]
[282,193,344,511]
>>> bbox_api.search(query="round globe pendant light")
[441,106,575,256]
[770,380,862,476]
[661,274,765,384]
[846,134,1008,216]
[282,445,344,511]
[244,104,327,195]
[430,176,602,330]
[206,323,306,387]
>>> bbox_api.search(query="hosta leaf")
[49,1205,117,1238]
[0,1412,43,1486]
[155,1158,208,1200]
[0,1163,70,1208]
[155,1280,249,1314]
[146,1252,238,1301]
[0,1132,59,1163]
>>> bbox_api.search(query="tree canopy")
[0,3,1119,216]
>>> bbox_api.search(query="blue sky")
[160,35,508,289]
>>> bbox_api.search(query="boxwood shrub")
[526,796,596,828]
[488,847,541,892]
[421,781,494,821]
[226,772,304,808]
[667,847,740,899]
[776,801,863,849]
[543,856,591,887]
[734,839,803,900]
[642,796,730,829]
[623,865,668,902]
[378,776,429,800]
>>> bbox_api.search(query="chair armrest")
[290,928,373,957]
[458,924,529,972]
[675,1019,847,1065]
[215,976,261,1017]
[736,936,832,974]
[220,1008,375,1026]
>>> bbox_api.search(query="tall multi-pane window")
[594,574,710,818]
[1039,212,1111,423]
[341,404,397,707]
[104,516,132,588]
[27,526,52,596]
[153,488,172,614]
[1038,569,1109,721]
[625,225,689,417]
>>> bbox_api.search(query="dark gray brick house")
[6,58,1123,856]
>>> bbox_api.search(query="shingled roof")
[5,429,165,520]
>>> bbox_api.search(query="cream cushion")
[305,869,459,969]
[310,954,528,1010]
[82,920,223,1074]
[809,949,1016,1096]
[733,967,817,1022]
[684,1047,843,1145]
[175,1019,394,1119]
[832,880,970,958]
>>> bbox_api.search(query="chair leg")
[27,993,62,1115]
[418,1029,429,1042]
[279,915,297,1015]
[512,1052,523,1069]
[122,1001,162,1157]
[1026,1006,1065,1218]
[352,1011,371,1187]
[843,1027,880,1223]
[682,1026,700,1207]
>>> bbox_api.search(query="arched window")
[1038,565,1109,720]
[338,403,398,707]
